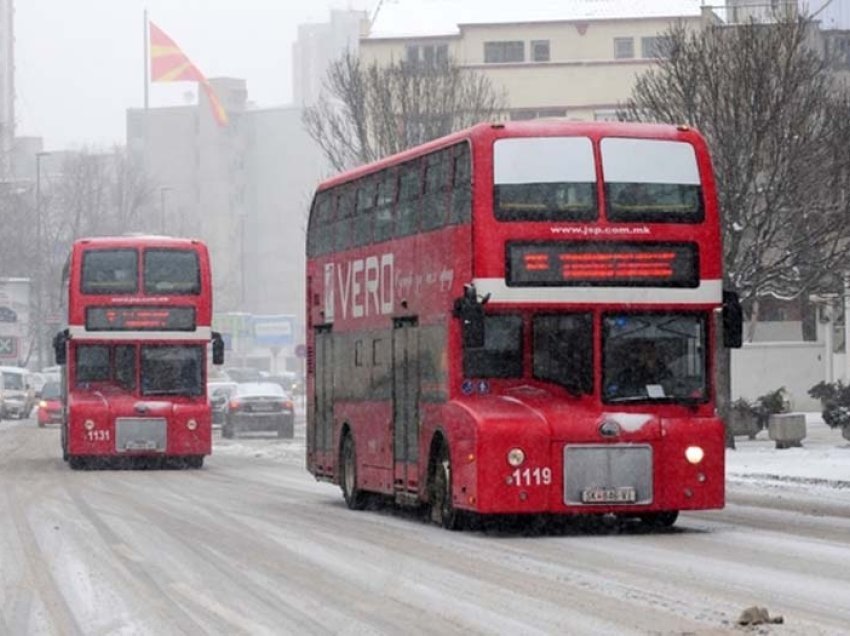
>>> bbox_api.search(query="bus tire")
[340,432,368,510]
[430,442,463,531]
[61,427,69,462]
[640,511,679,528]
[69,456,87,470]
[186,455,204,469]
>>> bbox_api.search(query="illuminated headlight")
[507,448,525,467]
[38,400,48,409]
[685,446,704,465]
[84,419,95,431]
[186,419,198,431]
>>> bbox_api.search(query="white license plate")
[126,440,157,450]
[581,487,636,504]
[250,404,274,412]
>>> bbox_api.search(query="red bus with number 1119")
[53,236,225,469]
[305,120,742,529]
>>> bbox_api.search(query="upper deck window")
[144,249,201,295]
[602,138,704,223]
[494,137,596,222]
[81,249,138,295]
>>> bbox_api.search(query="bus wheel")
[640,511,679,528]
[430,443,463,530]
[61,427,69,462]
[186,455,204,469]
[69,456,87,470]
[340,433,368,510]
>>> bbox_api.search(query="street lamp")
[35,150,51,370]
[159,186,172,235]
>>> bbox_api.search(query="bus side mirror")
[722,290,743,349]
[212,331,225,365]
[53,329,69,365]
[453,284,488,349]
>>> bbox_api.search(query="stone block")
[768,413,806,449]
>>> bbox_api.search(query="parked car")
[222,382,294,439]
[208,381,238,425]
[36,380,63,427]
[0,366,36,419]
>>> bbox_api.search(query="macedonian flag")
[149,21,228,126]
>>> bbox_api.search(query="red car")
[37,381,63,427]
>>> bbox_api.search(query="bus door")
[314,326,334,475]
[392,317,420,495]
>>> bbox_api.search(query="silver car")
[222,382,294,439]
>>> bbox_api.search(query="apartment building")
[361,0,709,121]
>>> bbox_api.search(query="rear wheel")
[430,442,464,530]
[340,433,369,510]
[640,511,679,528]
[61,425,68,461]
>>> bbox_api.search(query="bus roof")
[315,120,704,191]
[73,236,205,249]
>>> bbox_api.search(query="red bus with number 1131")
[305,120,741,529]
[54,235,224,469]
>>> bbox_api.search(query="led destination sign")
[507,241,699,287]
[86,306,196,331]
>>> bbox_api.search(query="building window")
[484,41,525,63]
[509,108,567,121]
[614,37,634,59]
[641,36,672,59]
[531,40,550,62]
[406,43,449,68]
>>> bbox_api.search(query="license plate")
[126,440,157,450]
[250,403,274,412]
[581,487,636,504]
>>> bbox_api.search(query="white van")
[0,366,35,419]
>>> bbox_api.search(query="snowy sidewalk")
[726,414,850,488]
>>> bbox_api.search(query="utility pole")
[35,150,51,370]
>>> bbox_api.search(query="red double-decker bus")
[305,121,741,529]
[53,236,224,469]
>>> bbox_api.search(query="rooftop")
[366,0,705,38]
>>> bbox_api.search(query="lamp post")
[159,186,172,234]
[35,151,51,370]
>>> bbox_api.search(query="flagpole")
[143,8,149,109]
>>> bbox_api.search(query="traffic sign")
[252,314,295,347]
[0,336,18,358]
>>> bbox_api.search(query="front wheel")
[430,443,464,530]
[185,455,204,469]
[340,433,369,510]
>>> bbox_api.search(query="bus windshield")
[141,345,204,396]
[81,249,138,294]
[144,249,201,294]
[603,313,707,403]
[602,138,703,223]
[493,137,596,222]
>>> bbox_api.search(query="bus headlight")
[84,419,95,431]
[507,448,525,467]
[186,419,198,431]
[685,446,704,465]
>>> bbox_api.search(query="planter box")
[768,413,806,449]
[730,411,760,439]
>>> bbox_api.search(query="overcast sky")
[15,0,374,150]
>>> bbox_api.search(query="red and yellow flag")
[149,21,228,126]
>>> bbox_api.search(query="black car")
[222,382,294,439]
[208,381,238,425]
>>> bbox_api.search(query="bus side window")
[421,149,451,232]
[450,143,471,225]
[374,169,397,244]
[396,159,422,238]
[353,178,376,247]
[334,186,355,251]
[311,191,334,256]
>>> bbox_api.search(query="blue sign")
[251,314,295,347]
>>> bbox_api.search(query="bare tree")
[621,15,850,446]
[303,52,507,171]
[622,17,850,310]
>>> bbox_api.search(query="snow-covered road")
[2,417,850,635]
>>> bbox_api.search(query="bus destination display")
[507,241,699,287]
[85,306,196,331]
